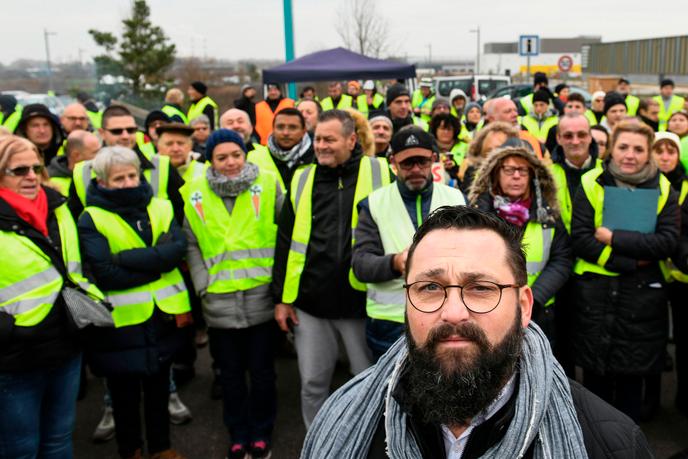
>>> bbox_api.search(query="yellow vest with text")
[573,167,670,277]
[247,145,286,193]
[653,94,686,131]
[188,96,219,127]
[83,198,190,327]
[660,180,688,283]
[522,221,555,306]
[181,171,278,294]
[282,155,391,303]
[366,183,466,322]
[320,94,354,111]
[0,204,104,327]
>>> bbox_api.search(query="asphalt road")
[73,344,688,459]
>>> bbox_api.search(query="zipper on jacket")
[337,175,344,265]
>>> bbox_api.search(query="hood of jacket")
[468,147,559,223]
[47,155,71,179]
[449,88,468,104]
[15,105,65,153]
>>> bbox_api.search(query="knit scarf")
[0,187,49,236]
[494,195,531,227]
[301,323,588,459]
[206,162,259,197]
[607,159,658,188]
[267,133,312,169]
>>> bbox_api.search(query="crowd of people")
[0,72,686,459]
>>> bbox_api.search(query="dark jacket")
[77,182,188,376]
[665,165,688,273]
[366,373,652,459]
[234,95,257,126]
[570,165,680,375]
[271,146,387,319]
[47,155,71,180]
[0,187,79,372]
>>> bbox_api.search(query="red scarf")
[0,187,49,236]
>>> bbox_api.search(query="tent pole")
[283,0,297,99]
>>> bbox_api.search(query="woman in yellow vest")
[468,145,571,343]
[570,121,679,422]
[78,146,190,459]
[667,111,688,171]
[651,132,688,418]
[0,136,100,458]
[429,113,469,188]
[181,129,282,459]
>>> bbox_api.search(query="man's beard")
[405,309,523,427]
[404,172,432,191]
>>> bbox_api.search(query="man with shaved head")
[486,98,546,159]
[220,108,255,146]
[61,103,91,134]
[48,130,100,197]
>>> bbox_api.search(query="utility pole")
[283,0,296,99]
[470,27,481,74]
[44,29,56,94]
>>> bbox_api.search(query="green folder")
[602,186,659,233]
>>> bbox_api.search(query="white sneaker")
[168,392,192,425]
[92,406,115,442]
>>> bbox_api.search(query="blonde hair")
[345,108,376,157]
[0,135,48,181]
[165,88,184,105]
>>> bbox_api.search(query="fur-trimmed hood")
[468,147,559,223]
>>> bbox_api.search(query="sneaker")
[226,443,249,459]
[92,406,115,443]
[250,441,272,459]
[168,392,192,425]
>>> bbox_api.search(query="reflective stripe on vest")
[574,167,670,277]
[247,145,286,192]
[282,156,390,303]
[0,204,103,326]
[180,171,278,294]
[320,94,353,111]
[162,105,189,124]
[187,96,219,128]
[660,179,688,283]
[84,198,190,327]
[523,222,555,306]
[366,183,466,322]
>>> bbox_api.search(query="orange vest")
[518,130,544,160]
[255,98,295,145]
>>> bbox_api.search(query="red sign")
[558,55,573,73]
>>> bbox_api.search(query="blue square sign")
[519,35,540,56]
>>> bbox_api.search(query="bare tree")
[335,0,390,57]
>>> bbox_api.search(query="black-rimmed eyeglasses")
[402,280,521,314]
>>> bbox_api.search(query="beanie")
[205,129,247,160]
[144,110,171,131]
[654,131,681,153]
[533,72,548,87]
[190,81,208,95]
[431,99,450,111]
[603,92,626,114]
[386,84,410,106]
[532,90,550,104]
[368,114,392,128]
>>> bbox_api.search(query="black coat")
[234,96,257,126]
[77,183,188,376]
[570,166,680,375]
[271,146,387,319]
[0,187,79,372]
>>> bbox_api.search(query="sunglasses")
[398,156,433,170]
[5,165,44,177]
[106,127,138,135]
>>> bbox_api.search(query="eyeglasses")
[561,131,590,140]
[64,116,89,123]
[403,280,520,314]
[105,127,138,135]
[398,156,433,170]
[501,165,530,176]
[5,165,44,176]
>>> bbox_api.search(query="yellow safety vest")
[50,176,73,197]
[0,203,103,326]
[136,131,157,161]
[282,155,391,303]
[520,93,535,114]
[187,96,219,128]
[549,159,602,234]
[320,94,354,111]
[584,110,598,127]
[625,95,640,117]
[366,183,465,322]
[180,160,208,183]
[653,94,686,131]
[522,221,555,306]
[574,167,670,277]
[519,115,559,142]
[2,107,22,133]
[87,109,102,130]
[247,145,286,193]
[161,104,189,124]
[73,155,171,206]
[84,198,190,327]
[660,179,688,283]
[181,171,278,294]
[411,90,435,123]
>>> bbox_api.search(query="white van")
[433,75,511,103]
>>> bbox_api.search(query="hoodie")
[15,104,65,164]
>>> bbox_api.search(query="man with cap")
[156,122,206,183]
[386,84,428,134]
[519,89,559,143]
[271,109,391,428]
[518,72,551,116]
[320,82,353,111]
[48,130,100,197]
[653,79,686,131]
[616,78,640,117]
[187,81,219,130]
[411,78,436,123]
[0,94,22,133]
[369,114,393,158]
[162,88,189,124]
[255,84,295,145]
[352,126,466,360]
[600,92,628,133]
[362,80,385,115]
[234,84,257,126]
[15,103,64,164]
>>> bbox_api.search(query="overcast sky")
[3,0,688,64]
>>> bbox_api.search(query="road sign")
[558,55,574,73]
[519,35,540,56]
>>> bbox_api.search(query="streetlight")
[469,27,480,75]
[44,29,57,93]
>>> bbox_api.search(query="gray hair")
[92,146,140,181]
[318,109,355,136]
[190,114,210,127]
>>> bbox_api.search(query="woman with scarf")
[181,129,282,459]
[0,136,102,458]
[468,146,571,342]
[570,120,679,422]
[78,146,190,459]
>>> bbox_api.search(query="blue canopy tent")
[262,47,416,85]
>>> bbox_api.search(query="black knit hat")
[144,110,171,131]
[532,90,550,104]
[603,92,626,114]
[190,81,208,95]
[533,72,548,86]
[386,84,410,106]
[660,79,675,88]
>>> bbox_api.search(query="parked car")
[15,93,66,116]
[434,75,511,103]
[487,83,592,107]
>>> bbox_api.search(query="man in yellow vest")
[361,80,385,115]
[369,114,393,157]
[654,79,686,131]
[77,92,103,129]
[352,128,466,360]
[162,88,189,124]
[271,109,391,427]
[187,81,219,130]
[0,94,22,132]
[638,98,660,132]
[518,72,549,116]
[386,83,428,134]
[411,78,435,123]
[155,123,206,183]
[48,130,100,197]
[520,90,559,143]
[320,82,353,111]
[616,78,640,117]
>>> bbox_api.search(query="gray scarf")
[267,133,312,169]
[607,159,658,188]
[301,323,588,459]
[206,162,259,197]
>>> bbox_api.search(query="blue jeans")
[366,318,405,362]
[0,354,82,459]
